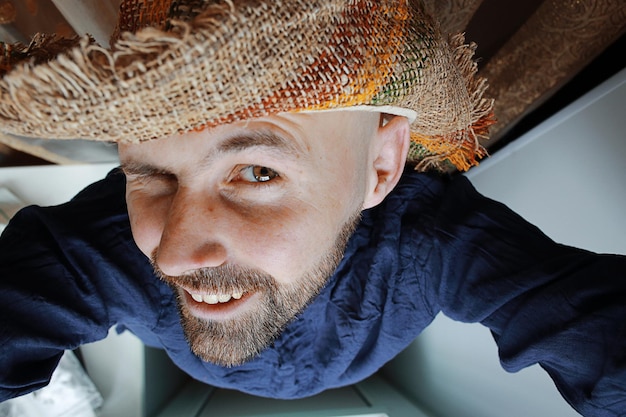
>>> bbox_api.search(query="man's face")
[119,111,384,366]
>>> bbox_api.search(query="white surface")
[0,351,102,417]
[386,315,583,417]
[0,163,117,233]
[385,68,626,417]
[0,163,118,206]
[0,187,24,233]
[80,329,145,417]
[156,374,427,417]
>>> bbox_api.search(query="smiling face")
[119,111,409,366]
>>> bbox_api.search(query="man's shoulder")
[366,170,461,224]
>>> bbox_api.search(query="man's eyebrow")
[214,130,304,158]
[120,162,172,178]
[120,130,304,177]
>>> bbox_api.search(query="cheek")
[126,191,170,258]
[241,200,339,285]
[318,147,368,216]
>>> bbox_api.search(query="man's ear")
[362,115,410,210]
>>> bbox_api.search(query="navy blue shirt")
[1,168,625,416]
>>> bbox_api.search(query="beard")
[152,210,361,367]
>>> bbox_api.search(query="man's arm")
[426,174,626,416]
[0,169,159,402]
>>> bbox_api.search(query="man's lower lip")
[182,290,257,320]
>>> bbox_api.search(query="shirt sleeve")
[0,168,159,402]
[427,174,626,416]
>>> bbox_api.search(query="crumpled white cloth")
[0,351,102,417]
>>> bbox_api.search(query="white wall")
[383,68,626,417]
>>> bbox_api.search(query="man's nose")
[155,189,228,276]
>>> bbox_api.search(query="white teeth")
[190,291,243,305]
[203,294,219,304]
[217,294,232,303]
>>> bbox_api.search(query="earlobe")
[362,115,410,209]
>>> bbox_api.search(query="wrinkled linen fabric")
[1,168,624,416]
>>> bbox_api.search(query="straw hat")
[0,0,495,171]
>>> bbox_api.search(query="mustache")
[150,252,277,294]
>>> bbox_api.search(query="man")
[120,110,406,367]
[0,1,624,415]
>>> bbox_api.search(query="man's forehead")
[121,110,377,154]
[118,114,321,172]
[119,129,304,168]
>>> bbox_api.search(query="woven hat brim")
[0,0,494,171]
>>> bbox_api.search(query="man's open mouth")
[181,288,257,320]
[188,290,244,305]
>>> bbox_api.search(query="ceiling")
[462,0,626,152]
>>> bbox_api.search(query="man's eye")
[238,166,279,183]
